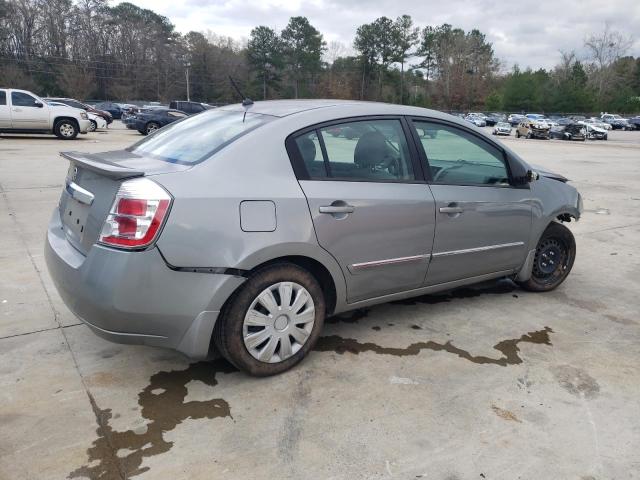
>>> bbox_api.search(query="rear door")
[10,91,49,129]
[288,117,436,303]
[0,90,10,128]
[409,119,532,286]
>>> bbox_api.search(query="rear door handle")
[439,206,463,214]
[319,205,355,214]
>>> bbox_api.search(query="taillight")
[99,177,172,249]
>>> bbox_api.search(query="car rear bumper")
[44,209,245,358]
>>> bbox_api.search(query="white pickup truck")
[0,88,91,139]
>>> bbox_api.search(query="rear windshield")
[128,109,273,164]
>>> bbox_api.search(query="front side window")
[0,91,6,105]
[128,109,273,164]
[412,121,509,186]
[294,119,415,182]
[11,92,39,107]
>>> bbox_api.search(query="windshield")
[128,109,273,164]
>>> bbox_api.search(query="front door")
[10,91,49,129]
[410,119,532,286]
[291,118,436,302]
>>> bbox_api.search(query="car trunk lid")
[58,150,189,255]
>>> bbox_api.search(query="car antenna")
[229,75,253,118]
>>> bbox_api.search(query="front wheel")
[213,263,326,376]
[518,222,576,292]
[54,119,79,140]
[87,120,97,132]
[145,122,160,135]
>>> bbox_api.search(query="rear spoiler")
[61,151,144,180]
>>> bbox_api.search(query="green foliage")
[485,91,502,111]
[281,16,325,98]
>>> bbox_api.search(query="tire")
[145,122,160,135]
[54,119,79,140]
[526,132,532,139]
[518,222,576,292]
[515,131,520,138]
[213,263,326,376]
[87,120,97,132]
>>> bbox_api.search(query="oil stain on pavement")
[70,359,236,479]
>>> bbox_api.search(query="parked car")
[549,123,587,141]
[508,114,526,126]
[119,104,139,121]
[45,100,582,376]
[492,121,511,136]
[44,97,113,125]
[0,88,91,139]
[484,113,506,126]
[133,108,188,135]
[556,118,573,126]
[169,100,211,115]
[515,119,550,139]
[465,115,486,127]
[600,113,631,130]
[93,101,123,119]
[542,118,559,128]
[46,101,106,132]
[628,116,640,130]
[580,122,608,140]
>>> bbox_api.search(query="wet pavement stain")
[391,280,517,306]
[491,404,522,423]
[313,327,553,366]
[69,359,236,479]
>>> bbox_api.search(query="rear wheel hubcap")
[243,282,315,364]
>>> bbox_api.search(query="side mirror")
[526,170,539,183]
[34,101,43,108]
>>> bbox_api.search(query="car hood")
[530,164,568,183]
[50,105,83,116]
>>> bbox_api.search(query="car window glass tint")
[0,91,6,105]
[11,92,38,107]
[318,119,415,182]
[294,131,327,178]
[413,121,509,186]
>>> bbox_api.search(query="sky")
[119,0,640,71]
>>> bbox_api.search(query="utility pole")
[185,62,191,101]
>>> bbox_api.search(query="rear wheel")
[518,222,576,292]
[213,263,326,376]
[54,119,79,140]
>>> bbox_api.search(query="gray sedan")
[45,100,582,376]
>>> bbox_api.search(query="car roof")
[218,99,464,121]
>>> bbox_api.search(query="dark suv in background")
[93,101,123,119]
[169,100,211,115]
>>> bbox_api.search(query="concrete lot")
[1,123,639,480]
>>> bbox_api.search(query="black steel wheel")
[518,222,576,292]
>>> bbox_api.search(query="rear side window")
[11,92,38,107]
[128,109,273,164]
[412,121,509,186]
[0,91,6,105]
[292,119,416,182]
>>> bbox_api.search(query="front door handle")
[319,205,355,214]
[439,205,463,214]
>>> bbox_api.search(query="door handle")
[439,206,463,214]
[319,205,355,214]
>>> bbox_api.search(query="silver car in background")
[45,100,582,376]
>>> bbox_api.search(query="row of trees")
[1,0,639,113]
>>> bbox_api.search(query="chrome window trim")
[351,254,431,271]
[432,241,525,258]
